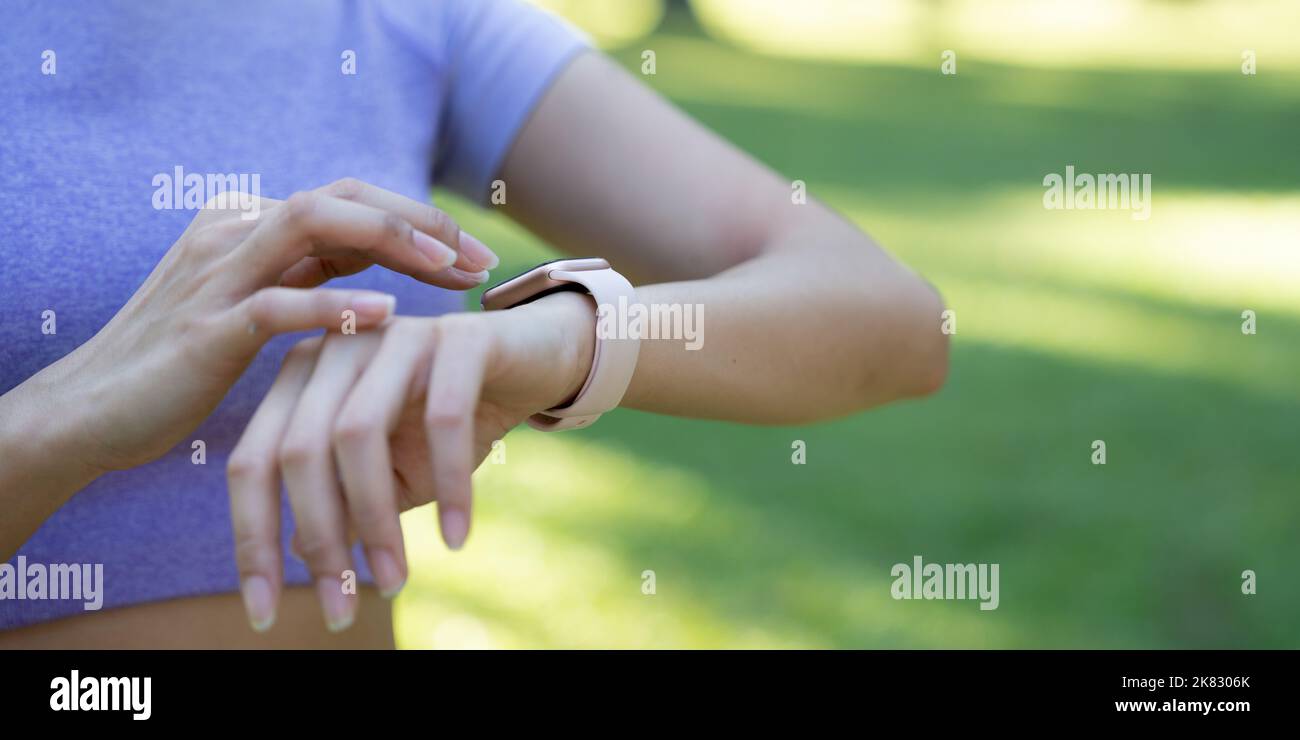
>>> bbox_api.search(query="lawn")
[393,10,1299,648]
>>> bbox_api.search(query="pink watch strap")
[528,268,640,431]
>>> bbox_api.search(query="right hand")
[30,177,499,476]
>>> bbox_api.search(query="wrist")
[522,290,597,410]
[0,370,103,506]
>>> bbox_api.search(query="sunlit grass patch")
[845,188,1300,318]
[829,186,1300,399]
[394,432,1014,648]
[527,0,664,49]
[690,0,1300,70]
[393,432,804,648]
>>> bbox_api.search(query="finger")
[225,287,396,353]
[226,336,323,632]
[276,254,490,291]
[222,191,460,290]
[290,528,361,563]
[189,193,485,291]
[197,192,281,222]
[424,320,491,551]
[275,256,359,288]
[333,322,433,598]
[318,178,499,272]
[279,333,377,632]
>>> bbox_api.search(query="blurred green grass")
[395,11,1299,648]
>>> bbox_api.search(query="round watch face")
[480,257,609,311]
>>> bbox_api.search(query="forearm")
[0,366,102,560]
[619,211,948,424]
[499,53,947,424]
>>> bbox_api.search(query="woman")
[0,0,947,647]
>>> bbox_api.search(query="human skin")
[0,184,500,562]
[0,51,947,646]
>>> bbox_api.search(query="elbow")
[897,276,950,400]
[909,278,951,395]
[914,326,950,398]
[844,273,949,411]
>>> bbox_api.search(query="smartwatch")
[480,258,640,431]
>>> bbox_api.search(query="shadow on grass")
[612,35,1300,195]
[533,337,1298,648]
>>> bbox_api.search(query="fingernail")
[458,231,499,270]
[316,576,355,632]
[439,508,469,551]
[352,293,396,322]
[370,548,406,599]
[447,267,490,285]
[412,230,458,269]
[241,575,276,633]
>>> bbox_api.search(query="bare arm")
[500,52,947,424]
[226,51,951,630]
[0,183,496,559]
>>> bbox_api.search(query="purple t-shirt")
[0,0,585,629]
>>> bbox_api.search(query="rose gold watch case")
[480,257,611,311]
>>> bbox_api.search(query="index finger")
[317,178,499,272]
[221,191,460,290]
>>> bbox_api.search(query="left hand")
[226,291,596,632]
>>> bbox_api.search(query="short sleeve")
[433,0,589,203]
